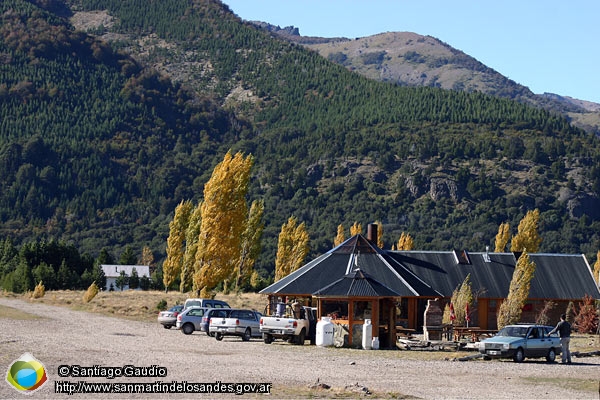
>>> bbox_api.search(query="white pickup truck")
[259,303,316,345]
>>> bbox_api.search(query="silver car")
[176,307,208,335]
[209,309,262,341]
[479,324,561,363]
[157,304,184,329]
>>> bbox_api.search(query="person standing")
[549,313,572,364]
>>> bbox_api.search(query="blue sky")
[224,1,600,104]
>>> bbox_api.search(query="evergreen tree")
[497,252,536,329]
[129,267,139,289]
[80,268,94,289]
[32,262,56,290]
[494,222,511,252]
[510,209,542,253]
[115,270,129,291]
[96,248,115,265]
[11,261,34,293]
[140,275,151,291]
[57,260,79,289]
[333,224,345,247]
[163,200,193,292]
[274,216,309,281]
[92,264,107,290]
[119,245,137,265]
[194,151,253,295]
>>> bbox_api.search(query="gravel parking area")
[1,298,599,399]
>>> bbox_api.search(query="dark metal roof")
[390,251,600,300]
[313,269,402,297]
[260,234,439,297]
[261,234,600,301]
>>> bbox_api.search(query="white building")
[101,264,150,291]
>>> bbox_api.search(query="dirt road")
[1,298,598,399]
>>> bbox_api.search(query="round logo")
[6,353,48,393]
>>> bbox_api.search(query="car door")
[525,327,545,357]
[242,310,260,335]
[187,308,206,330]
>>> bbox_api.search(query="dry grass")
[0,305,42,320]
[0,289,268,322]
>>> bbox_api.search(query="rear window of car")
[210,309,231,318]
[188,308,205,317]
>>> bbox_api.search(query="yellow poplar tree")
[180,202,202,292]
[396,232,414,250]
[510,209,542,253]
[275,216,309,281]
[163,200,192,292]
[141,246,155,269]
[494,222,511,252]
[450,274,474,325]
[333,224,345,247]
[193,151,253,294]
[593,251,600,284]
[374,221,384,249]
[350,222,362,236]
[497,252,536,329]
[234,199,264,290]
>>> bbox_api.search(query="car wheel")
[295,329,306,345]
[163,325,171,329]
[546,348,556,363]
[513,348,525,363]
[263,333,273,344]
[242,328,251,342]
[182,323,194,335]
[215,332,224,341]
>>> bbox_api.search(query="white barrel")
[362,319,372,350]
[371,336,380,350]
[316,317,335,347]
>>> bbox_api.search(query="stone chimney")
[423,298,443,341]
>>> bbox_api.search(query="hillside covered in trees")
[0,0,599,291]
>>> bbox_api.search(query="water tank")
[362,319,373,350]
[275,303,286,317]
[316,317,335,347]
[371,336,380,350]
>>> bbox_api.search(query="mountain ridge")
[255,22,600,135]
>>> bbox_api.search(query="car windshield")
[496,326,528,338]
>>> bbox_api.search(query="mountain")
[0,0,599,283]
[258,24,600,136]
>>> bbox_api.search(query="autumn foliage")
[275,216,309,281]
[497,251,536,329]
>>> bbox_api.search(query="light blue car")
[479,324,561,363]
